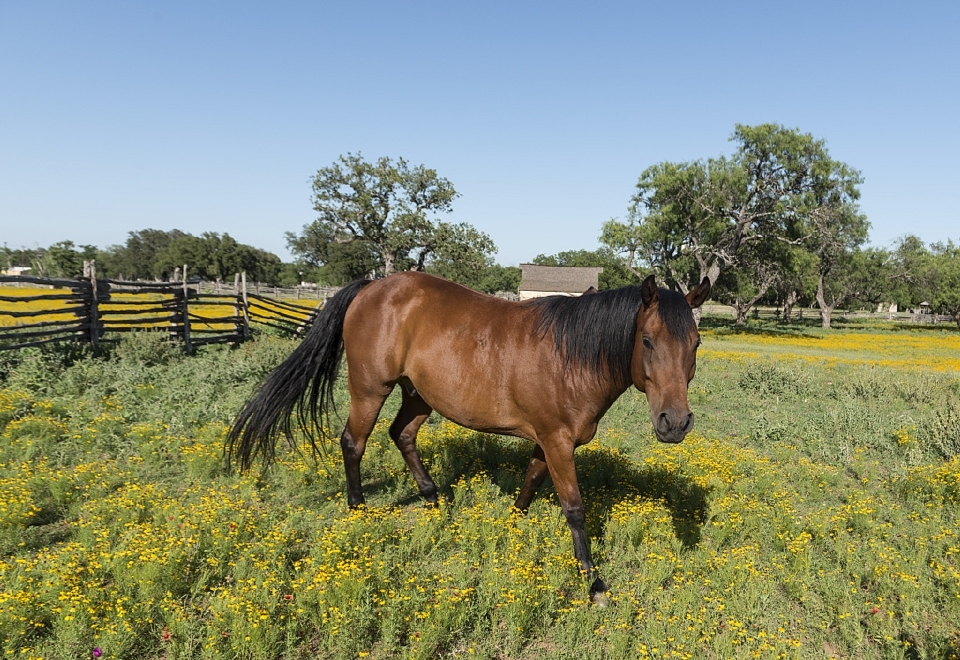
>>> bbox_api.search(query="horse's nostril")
[657,412,670,432]
[657,410,694,436]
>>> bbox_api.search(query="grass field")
[0,317,958,659]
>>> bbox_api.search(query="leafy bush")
[1,343,91,392]
[924,406,960,460]
[750,412,791,446]
[737,361,810,397]
[112,330,182,367]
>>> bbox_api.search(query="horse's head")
[631,275,711,443]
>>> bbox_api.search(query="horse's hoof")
[589,577,609,606]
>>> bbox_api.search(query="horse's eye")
[642,336,654,350]
[695,337,702,349]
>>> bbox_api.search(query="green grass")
[1,325,959,659]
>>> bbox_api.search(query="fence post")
[240,271,250,340]
[182,264,192,354]
[169,285,180,343]
[82,260,100,350]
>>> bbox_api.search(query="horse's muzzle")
[653,410,695,444]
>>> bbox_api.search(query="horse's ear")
[582,286,598,296]
[641,275,659,307]
[686,277,711,309]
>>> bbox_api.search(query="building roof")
[518,264,603,294]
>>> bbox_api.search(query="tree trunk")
[733,292,766,326]
[819,306,833,328]
[688,264,719,327]
[816,276,834,329]
[782,290,798,323]
[382,251,395,277]
[735,305,748,326]
[692,306,703,326]
[706,262,721,288]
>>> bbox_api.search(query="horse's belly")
[413,381,536,441]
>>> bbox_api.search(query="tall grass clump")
[737,360,811,398]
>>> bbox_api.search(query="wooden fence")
[0,265,332,353]
[701,304,955,324]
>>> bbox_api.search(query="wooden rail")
[0,264,329,352]
[701,304,955,324]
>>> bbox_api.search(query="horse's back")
[342,271,524,367]
[345,270,516,328]
[341,272,546,431]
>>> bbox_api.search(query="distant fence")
[0,265,337,353]
[701,304,955,325]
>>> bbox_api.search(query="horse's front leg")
[541,439,607,598]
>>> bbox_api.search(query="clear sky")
[2,1,957,266]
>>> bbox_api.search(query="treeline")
[283,146,959,328]
[5,132,958,327]
[593,124,960,328]
[2,230,287,284]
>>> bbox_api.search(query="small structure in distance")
[517,264,603,301]
[1,266,33,277]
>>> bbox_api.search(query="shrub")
[112,330,182,368]
[923,406,960,460]
[737,361,810,398]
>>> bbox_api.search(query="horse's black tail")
[226,279,373,471]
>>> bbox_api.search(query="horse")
[227,271,710,596]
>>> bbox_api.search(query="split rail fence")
[0,265,338,353]
[701,304,955,324]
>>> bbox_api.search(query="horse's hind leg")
[389,388,438,505]
[341,392,388,508]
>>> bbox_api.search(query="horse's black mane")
[525,286,694,384]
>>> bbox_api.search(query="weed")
[924,407,960,460]
[737,360,810,398]
[112,330,182,368]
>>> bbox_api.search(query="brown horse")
[228,271,710,596]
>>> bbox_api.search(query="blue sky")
[2,1,957,266]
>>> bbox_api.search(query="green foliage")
[924,407,960,460]
[288,154,501,288]
[286,221,379,285]
[98,229,283,283]
[888,234,930,308]
[2,241,100,278]
[422,223,498,290]
[929,240,960,328]
[604,123,875,325]
[1,343,92,392]
[474,264,521,294]
[736,360,811,397]
[44,241,98,278]
[112,331,182,368]
[101,228,187,280]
